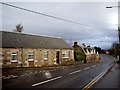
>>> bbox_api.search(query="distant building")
[73,42,100,63]
[1,31,74,67]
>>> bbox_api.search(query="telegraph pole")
[106,5,120,63]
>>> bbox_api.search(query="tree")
[111,41,119,58]
[13,24,23,33]
[82,43,86,47]
[74,48,86,61]
[94,46,101,53]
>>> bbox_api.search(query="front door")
[56,51,60,64]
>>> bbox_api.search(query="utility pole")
[106,5,120,63]
[118,27,120,62]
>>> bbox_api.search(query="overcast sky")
[1,1,119,49]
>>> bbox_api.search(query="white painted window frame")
[62,51,69,58]
[28,51,34,61]
[0,51,3,60]
[44,51,48,60]
[11,52,18,62]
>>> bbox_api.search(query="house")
[0,31,74,67]
[73,42,100,63]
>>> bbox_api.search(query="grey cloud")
[2,2,118,49]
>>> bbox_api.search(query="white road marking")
[21,75,25,77]
[2,75,18,79]
[10,75,18,78]
[24,73,28,75]
[8,75,12,77]
[45,71,52,79]
[26,73,31,75]
[84,67,91,70]
[43,70,46,73]
[30,72,33,74]
[69,70,82,75]
[92,65,96,68]
[2,76,5,79]
[35,71,38,73]
[33,72,36,74]
[82,63,114,90]
[27,72,35,75]
[12,75,18,78]
[38,71,42,73]
[32,76,62,87]
[53,69,57,71]
[3,76,10,79]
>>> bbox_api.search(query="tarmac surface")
[1,54,119,89]
[92,61,119,89]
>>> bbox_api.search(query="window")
[0,51,3,60]
[28,51,34,61]
[11,52,18,62]
[62,51,69,58]
[88,49,91,53]
[44,51,48,60]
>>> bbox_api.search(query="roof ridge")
[1,30,62,39]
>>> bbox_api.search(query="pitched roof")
[1,31,72,49]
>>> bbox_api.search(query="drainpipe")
[59,49,62,64]
[21,47,24,67]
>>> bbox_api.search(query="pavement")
[91,61,119,89]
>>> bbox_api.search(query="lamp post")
[106,5,120,63]
[106,6,120,8]
[117,27,120,62]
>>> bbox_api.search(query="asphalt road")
[2,54,115,89]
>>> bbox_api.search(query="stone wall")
[1,48,74,67]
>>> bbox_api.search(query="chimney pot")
[74,42,78,45]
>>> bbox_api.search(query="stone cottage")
[1,31,74,67]
[73,42,100,63]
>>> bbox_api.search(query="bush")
[74,49,85,61]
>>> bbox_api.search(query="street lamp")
[106,5,120,63]
[106,6,120,8]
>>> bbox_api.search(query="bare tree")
[13,24,23,33]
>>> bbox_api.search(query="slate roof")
[1,31,72,49]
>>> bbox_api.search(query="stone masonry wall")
[1,48,74,67]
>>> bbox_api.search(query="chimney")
[74,42,78,46]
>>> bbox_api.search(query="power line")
[1,2,88,26]
[1,2,112,30]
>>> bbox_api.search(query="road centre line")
[32,76,62,87]
[69,70,82,75]
[84,67,91,70]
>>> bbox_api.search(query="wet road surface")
[2,54,115,88]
